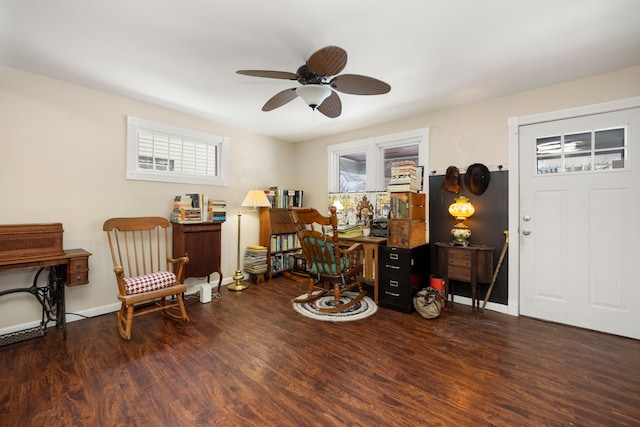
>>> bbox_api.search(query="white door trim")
[507,96,640,317]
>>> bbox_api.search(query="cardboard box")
[388,219,426,248]
[390,192,426,219]
[0,223,64,261]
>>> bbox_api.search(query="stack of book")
[387,161,423,193]
[170,194,227,223]
[170,195,202,223]
[244,245,268,275]
[209,199,227,221]
[336,224,363,239]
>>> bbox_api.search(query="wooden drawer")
[67,256,89,286]
[448,248,471,260]
[180,222,221,233]
[449,256,471,268]
[448,265,471,281]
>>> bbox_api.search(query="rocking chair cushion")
[123,271,177,295]
[306,236,347,275]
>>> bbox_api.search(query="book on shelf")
[211,211,226,221]
[210,199,227,209]
[269,234,300,252]
[171,194,227,223]
[270,250,301,273]
[208,199,227,222]
[387,183,420,193]
[388,162,423,192]
[265,187,304,208]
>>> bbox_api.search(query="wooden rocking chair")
[103,217,189,340]
[288,206,366,313]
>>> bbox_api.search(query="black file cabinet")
[378,244,430,313]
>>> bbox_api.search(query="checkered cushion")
[123,271,177,295]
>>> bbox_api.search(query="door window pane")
[536,127,626,174]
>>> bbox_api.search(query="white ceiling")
[2,1,640,142]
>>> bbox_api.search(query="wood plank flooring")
[1,277,640,426]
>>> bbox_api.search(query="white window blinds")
[127,116,229,186]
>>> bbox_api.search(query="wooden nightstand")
[172,221,223,293]
[435,242,493,313]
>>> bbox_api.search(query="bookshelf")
[259,207,301,279]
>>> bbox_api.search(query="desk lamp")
[448,196,475,246]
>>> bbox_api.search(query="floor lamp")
[228,190,271,292]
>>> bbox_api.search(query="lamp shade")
[296,84,332,109]
[448,196,475,220]
[241,190,271,208]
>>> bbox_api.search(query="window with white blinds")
[126,116,229,186]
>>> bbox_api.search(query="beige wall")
[295,65,640,210]
[0,65,296,330]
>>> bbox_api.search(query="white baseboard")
[0,277,237,336]
[449,295,514,315]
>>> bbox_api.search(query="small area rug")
[292,291,377,322]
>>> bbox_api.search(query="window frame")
[327,128,429,192]
[126,116,230,186]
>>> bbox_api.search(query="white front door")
[518,107,640,339]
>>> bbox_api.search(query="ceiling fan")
[236,45,391,118]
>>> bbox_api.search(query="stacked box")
[388,191,426,248]
[390,192,426,219]
[388,219,426,248]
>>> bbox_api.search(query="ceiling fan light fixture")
[296,84,332,109]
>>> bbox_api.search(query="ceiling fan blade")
[317,91,342,118]
[237,70,298,80]
[330,74,391,95]
[307,46,347,77]
[262,88,298,111]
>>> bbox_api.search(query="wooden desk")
[339,236,387,303]
[435,242,493,313]
[0,249,91,344]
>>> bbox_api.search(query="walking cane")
[481,230,508,312]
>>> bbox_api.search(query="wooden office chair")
[103,217,189,340]
[288,206,366,313]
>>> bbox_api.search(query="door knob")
[523,215,531,221]
[522,229,531,235]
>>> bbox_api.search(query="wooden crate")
[0,223,64,260]
[388,219,426,248]
[389,192,426,219]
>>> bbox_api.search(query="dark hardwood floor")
[1,276,640,426]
